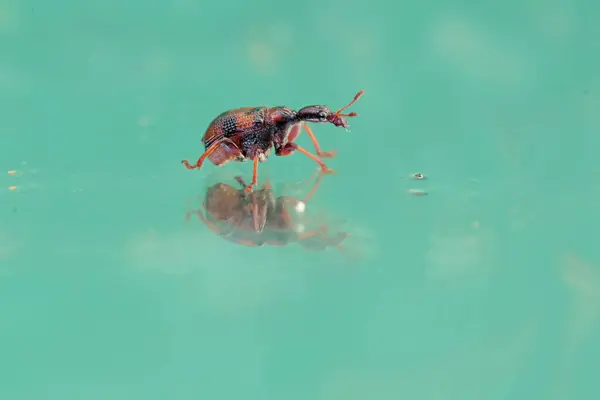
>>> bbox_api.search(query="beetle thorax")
[265,106,298,148]
[264,106,297,125]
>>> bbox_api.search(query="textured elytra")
[202,107,269,166]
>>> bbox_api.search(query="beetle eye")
[318,112,327,120]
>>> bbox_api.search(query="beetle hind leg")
[181,142,221,170]
[182,139,242,170]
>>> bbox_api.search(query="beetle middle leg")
[243,156,260,192]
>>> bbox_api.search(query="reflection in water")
[185,169,348,251]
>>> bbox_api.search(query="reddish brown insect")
[185,171,348,250]
[181,90,365,192]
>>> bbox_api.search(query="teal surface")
[2,0,599,399]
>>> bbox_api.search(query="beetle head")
[296,90,364,128]
[296,105,333,123]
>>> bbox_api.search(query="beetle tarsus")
[181,160,197,169]
[293,144,336,174]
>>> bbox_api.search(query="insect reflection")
[185,170,347,251]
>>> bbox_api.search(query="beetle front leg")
[302,124,337,158]
[287,124,337,158]
[276,143,335,174]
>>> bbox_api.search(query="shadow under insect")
[185,170,347,251]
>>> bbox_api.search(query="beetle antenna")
[335,90,364,117]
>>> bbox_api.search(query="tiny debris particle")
[8,186,17,191]
[411,173,426,180]
[8,170,17,175]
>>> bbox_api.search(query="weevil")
[181,90,365,192]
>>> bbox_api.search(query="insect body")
[181,90,365,192]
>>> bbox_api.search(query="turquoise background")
[2,0,599,398]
